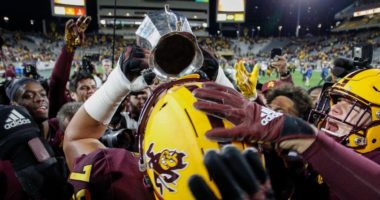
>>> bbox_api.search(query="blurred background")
[0,0,379,88]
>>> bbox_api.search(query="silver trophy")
[136,5,204,81]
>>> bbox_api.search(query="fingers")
[271,55,287,70]
[141,47,151,57]
[132,47,146,58]
[243,149,275,200]
[243,148,268,184]
[76,16,91,32]
[194,82,243,103]
[83,16,92,25]
[249,64,260,84]
[235,61,249,87]
[121,46,133,61]
[205,126,244,142]
[235,61,249,76]
[188,175,218,200]
[76,16,85,27]
[193,100,245,124]
[128,60,144,72]
[193,87,245,107]
[203,150,245,200]
[221,146,260,195]
[65,19,75,31]
[203,82,242,96]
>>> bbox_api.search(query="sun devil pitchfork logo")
[146,143,187,195]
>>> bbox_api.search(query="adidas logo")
[260,107,283,125]
[4,109,31,130]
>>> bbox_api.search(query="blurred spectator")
[69,71,97,102]
[2,64,16,80]
[101,58,112,81]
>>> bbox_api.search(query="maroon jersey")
[0,160,26,200]
[302,132,380,200]
[69,148,154,200]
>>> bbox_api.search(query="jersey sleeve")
[302,132,380,200]
[69,148,154,200]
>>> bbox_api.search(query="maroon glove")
[193,82,315,144]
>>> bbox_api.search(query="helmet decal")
[146,143,187,195]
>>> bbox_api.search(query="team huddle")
[1,6,380,200]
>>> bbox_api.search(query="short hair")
[266,85,313,120]
[69,71,95,92]
[57,102,82,132]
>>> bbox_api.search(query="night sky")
[0,0,353,36]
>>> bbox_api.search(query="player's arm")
[64,45,150,170]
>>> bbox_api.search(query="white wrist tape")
[215,67,235,89]
[84,66,147,125]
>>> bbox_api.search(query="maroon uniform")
[48,46,74,118]
[0,160,26,200]
[69,148,154,200]
[302,132,380,200]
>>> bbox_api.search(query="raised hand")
[193,82,316,152]
[270,55,287,75]
[119,45,151,82]
[64,16,91,52]
[235,61,259,98]
[189,145,274,200]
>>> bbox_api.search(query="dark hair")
[69,71,95,92]
[266,85,313,120]
[129,90,147,96]
[5,78,40,101]
[56,102,82,132]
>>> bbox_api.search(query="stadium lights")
[3,16,9,22]
[257,26,261,31]
[278,26,283,31]
[30,20,34,25]
[297,25,301,29]
[318,23,322,28]
[217,30,221,35]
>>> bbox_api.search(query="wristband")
[84,66,147,125]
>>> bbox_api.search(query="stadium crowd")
[0,7,380,200]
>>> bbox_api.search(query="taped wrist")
[84,66,131,125]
